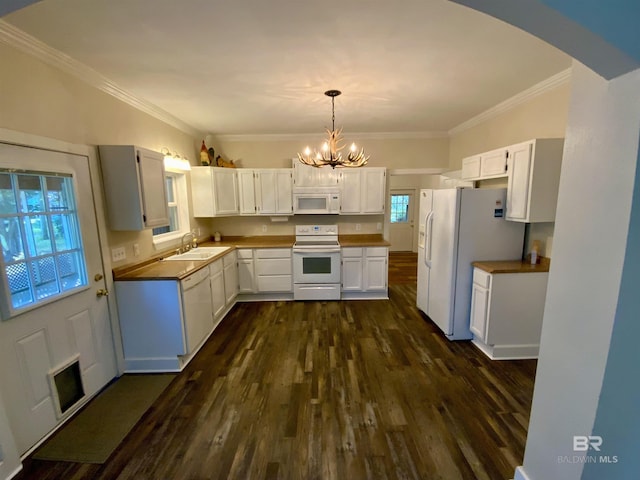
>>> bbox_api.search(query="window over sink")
[152,160,191,249]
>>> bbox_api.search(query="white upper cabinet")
[339,168,386,215]
[236,169,293,215]
[255,169,293,215]
[191,166,239,217]
[480,148,508,178]
[99,145,169,230]
[461,148,507,181]
[505,138,564,223]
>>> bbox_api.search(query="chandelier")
[297,90,369,169]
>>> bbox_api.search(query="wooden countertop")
[114,234,389,281]
[472,257,550,274]
[338,234,391,247]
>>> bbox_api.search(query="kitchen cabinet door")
[339,170,362,214]
[213,169,239,215]
[237,169,257,215]
[342,256,363,291]
[364,255,387,291]
[362,168,386,214]
[480,148,508,178]
[223,251,238,305]
[274,169,293,214]
[238,255,257,294]
[99,145,169,230]
[506,141,533,221]
[461,155,481,180]
[210,266,226,319]
[469,282,489,342]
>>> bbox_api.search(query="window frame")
[151,167,191,250]
[0,169,89,320]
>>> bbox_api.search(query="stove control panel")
[295,225,338,236]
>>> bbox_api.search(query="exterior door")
[388,189,416,251]
[0,143,117,454]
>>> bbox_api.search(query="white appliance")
[181,267,214,353]
[292,189,340,215]
[417,188,525,340]
[293,224,341,300]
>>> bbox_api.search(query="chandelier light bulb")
[350,143,357,152]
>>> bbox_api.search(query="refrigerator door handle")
[425,211,434,267]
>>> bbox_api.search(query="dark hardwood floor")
[18,255,537,480]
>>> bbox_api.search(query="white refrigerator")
[417,188,525,340]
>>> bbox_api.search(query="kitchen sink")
[164,246,231,261]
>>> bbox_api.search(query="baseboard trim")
[472,339,539,360]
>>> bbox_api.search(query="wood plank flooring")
[18,256,536,480]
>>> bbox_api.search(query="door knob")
[94,273,104,281]
[96,289,109,297]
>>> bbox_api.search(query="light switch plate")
[111,247,126,262]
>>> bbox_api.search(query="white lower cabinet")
[470,267,549,360]
[341,247,388,299]
[255,248,292,292]
[237,249,257,293]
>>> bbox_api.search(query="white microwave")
[293,190,340,214]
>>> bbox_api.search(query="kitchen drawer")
[237,249,253,259]
[255,257,292,275]
[223,250,237,267]
[257,275,292,292]
[209,258,223,275]
[342,247,363,258]
[256,248,291,259]
[366,247,388,257]
[473,268,491,288]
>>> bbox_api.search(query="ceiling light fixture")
[297,90,369,169]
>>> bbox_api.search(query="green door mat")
[34,374,175,464]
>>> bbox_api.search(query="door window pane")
[17,174,45,213]
[23,215,53,256]
[0,174,17,214]
[390,194,410,223]
[0,170,88,316]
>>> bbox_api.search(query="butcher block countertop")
[113,234,389,281]
[472,257,550,274]
[338,234,391,247]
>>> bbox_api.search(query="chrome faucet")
[180,231,196,253]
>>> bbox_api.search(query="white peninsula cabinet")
[505,138,564,222]
[99,145,169,230]
[341,247,388,299]
[191,166,239,216]
[470,264,549,360]
[339,168,386,214]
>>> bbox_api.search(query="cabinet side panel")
[98,145,144,230]
[529,139,565,222]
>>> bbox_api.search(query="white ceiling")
[4,0,571,137]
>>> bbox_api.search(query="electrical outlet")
[111,247,126,262]
[133,243,140,257]
[355,223,361,231]
[262,225,268,233]
[377,222,382,231]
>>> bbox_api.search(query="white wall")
[516,62,640,480]
[0,394,20,480]
[0,43,207,267]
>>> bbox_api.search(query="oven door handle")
[293,247,341,254]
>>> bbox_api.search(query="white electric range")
[292,225,341,300]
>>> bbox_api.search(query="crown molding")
[0,20,201,137]
[213,131,449,143]
[448,68,572,136]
